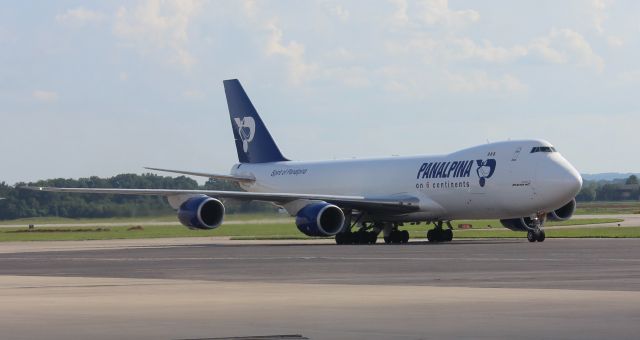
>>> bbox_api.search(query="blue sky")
[1,0,639,184]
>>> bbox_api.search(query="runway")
[1,238,640,339]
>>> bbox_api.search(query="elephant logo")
[233,116,256,153]
[476,159,497,187]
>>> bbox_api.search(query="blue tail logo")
[233,117,255,152]
[476,159,497,187]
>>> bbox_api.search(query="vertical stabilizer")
[223,79,289,163]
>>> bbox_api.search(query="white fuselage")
[231,139,582,221]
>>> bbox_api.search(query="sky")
[1,0,639,185]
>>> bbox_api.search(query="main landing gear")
[335,221,410,245]
[335,228,378,245]
[427,221,453,243]
[383,224,409,244]
[335,216,380,245]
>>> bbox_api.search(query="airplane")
[26,79,582,244]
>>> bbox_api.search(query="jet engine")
[500,217,536,231]
[501,198,577,231]
[546,198,576,221]
[295,202,345,237]
[177,196,225,229]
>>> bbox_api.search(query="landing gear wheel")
[427,229,434,242]
[401,230,410,244]
[427,227,452,242]
[392,230,402,244]
[535,229,546,242]
[335,233,350,245]
[384,230,406,244]
[444,229,453,242]
[527,230,536,242]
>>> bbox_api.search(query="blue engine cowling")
[546,198,576,221]
[500,217,536,231]
[295,202,345,237]
[178,196,225,230]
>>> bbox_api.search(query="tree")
[0,173,275,220]
[626,175,639,185]
[576,181,597,201]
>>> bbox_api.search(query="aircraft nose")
[546,158,582,200]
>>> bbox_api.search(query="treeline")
[0,174,276,220]
[577,175,640,202]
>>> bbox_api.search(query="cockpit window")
[530,146,557,153]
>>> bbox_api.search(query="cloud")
[56,7,104,26]
[448,38,528,63]
[32,90,58,102]
[445,71,527,94]
[113,0,202,70]
[418,0,479,28]
[389,0,409,25]
[242,0,258,18]
[329,4,350,21]
[386,27,604,72]
[530,29,604,72]
[265,21,317,84]
[592,0,612,34]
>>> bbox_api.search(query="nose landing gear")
[526,215,546,242]
[527,228,546,242]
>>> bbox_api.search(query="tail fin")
[223,79,289,163]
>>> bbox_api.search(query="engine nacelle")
[546,198,576,221]
[500,217,535,231]
[178,196,225,230]
[295,202,345,237]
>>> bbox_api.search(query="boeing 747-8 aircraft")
[28,79,582,244]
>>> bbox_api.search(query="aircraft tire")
[401,230,409,243]
[427,229,434,242]
[527,230,536,242]
[444,229,453,242]
[535,229,546,242]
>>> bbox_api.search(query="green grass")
[0,213,290,226]
[575,201,640,215]
[0,217,625,242]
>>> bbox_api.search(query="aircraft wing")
[23,186,420,213]
[144,167,255,183]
